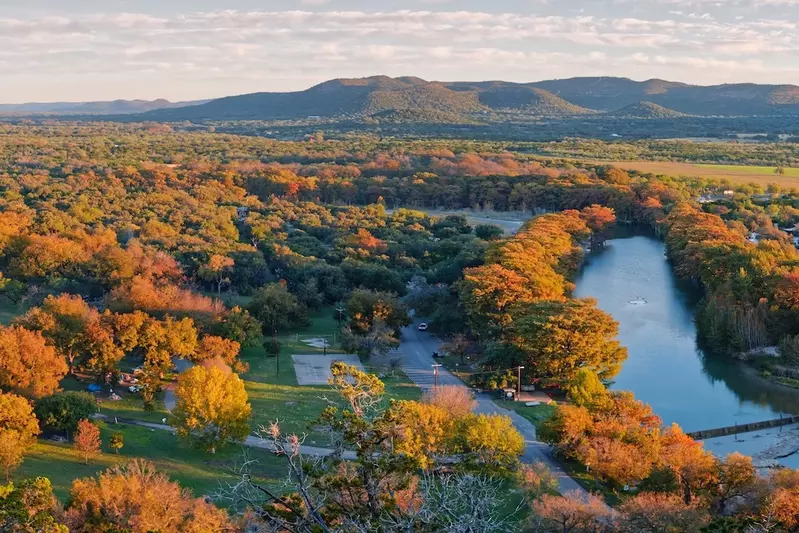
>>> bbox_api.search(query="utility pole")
[335,305,346,327]
[432,364,442,391]
[516,366,525,402]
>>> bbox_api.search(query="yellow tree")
[172,366,251,453]
[459,414,524,469]
[508,298,627,383]
[192,335,240,365]
[0,391,40,480]
[0,325,68,398]
[389,400,454,469]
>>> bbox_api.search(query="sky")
[2,0,799,103]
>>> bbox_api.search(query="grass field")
[17,422,284,501]
[242,307,420,444]
[599,160,799,188]
[15,304,420,501]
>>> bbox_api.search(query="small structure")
[236,206,250,222]
[499,388,516,401]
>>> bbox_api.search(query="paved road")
[395,320,588,497]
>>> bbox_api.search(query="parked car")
[128,385,142,393]
[417,323,429,331]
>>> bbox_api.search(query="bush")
[422,385,477,418]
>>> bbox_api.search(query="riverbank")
[574,232,799,437]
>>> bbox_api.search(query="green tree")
[345,289,410,335]
[474,224,504,241]
[216,306,262,347]
[34,392,96,438]
[249,283,306,375]
[109,432,124,455]
[0,477,68,532]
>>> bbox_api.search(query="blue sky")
[2,0,799,102]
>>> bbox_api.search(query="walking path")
[394,321,588,497]
[96,415,358,460]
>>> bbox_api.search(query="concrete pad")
[300,337,330,349]
[292,353,364,386]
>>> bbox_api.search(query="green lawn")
[499,402,557,431]
[241,341,420,446]
[18,423,284,501]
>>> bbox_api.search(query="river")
[572,230,799,464]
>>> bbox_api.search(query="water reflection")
[573,229,799,434]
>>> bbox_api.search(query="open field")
[599,160,799,188]
[15,303,419,501]
[17,422,284,501]
[387,208,526,234]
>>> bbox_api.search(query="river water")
[572,230,799,463]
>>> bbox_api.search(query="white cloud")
[1,7,799,101]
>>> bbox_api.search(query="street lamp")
[516,366,525,402]
[432,363,442,390]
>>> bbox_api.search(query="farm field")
[597,160,799,188]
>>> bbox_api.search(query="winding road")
[395,320,588,496]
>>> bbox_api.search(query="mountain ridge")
[0,98,210,116]
[7,76,799,121]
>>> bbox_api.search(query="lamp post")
[516,366,525,402]
[432,363,442,391]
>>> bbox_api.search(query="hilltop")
[137,77,605,123]
[125,76,799,124]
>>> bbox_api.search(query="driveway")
[395,320,588,497]
[164,358,194,412]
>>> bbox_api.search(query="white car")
[417,323,429,331]
[128,385,142,393]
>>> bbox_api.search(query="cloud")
[1,7,799,101]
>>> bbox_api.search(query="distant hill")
[140,77,598,123]
[530,77,799,115]
[608,101,690,119]
[0,98,209,116]
[13,76,799,123]
[446,83,594,116]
